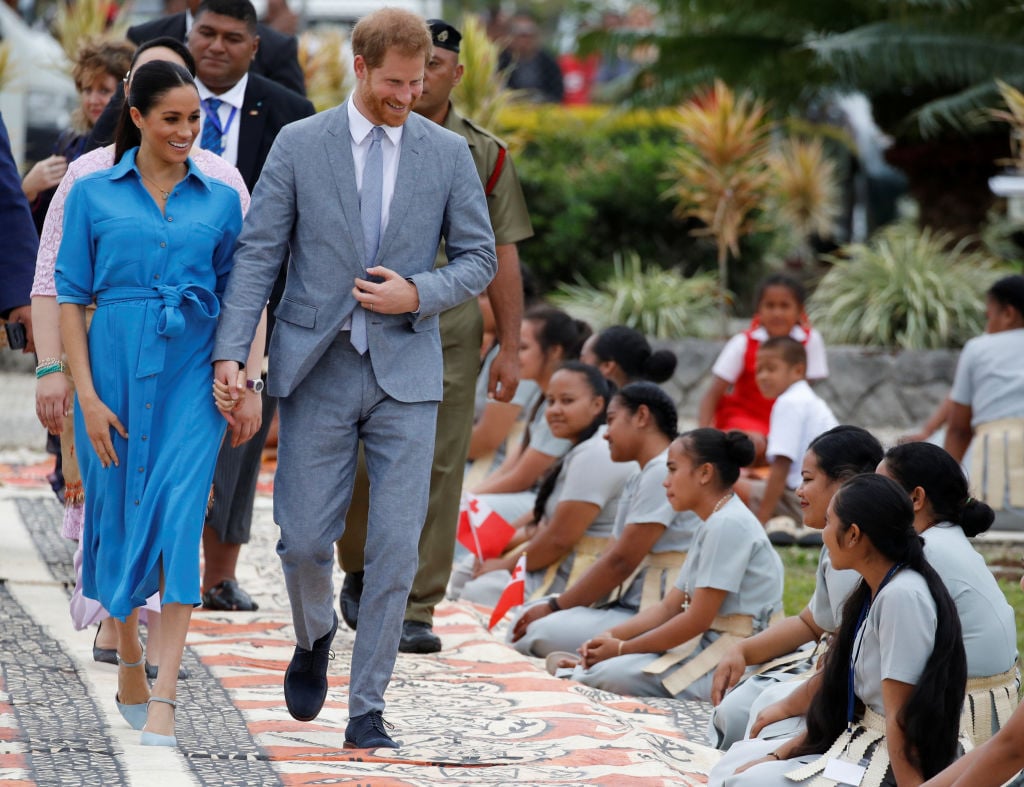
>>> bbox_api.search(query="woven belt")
[961,663,1020,745]
[528,534,609,601]
[784,706,890,787]
[642,611,783,696]
[971,418,1024,509]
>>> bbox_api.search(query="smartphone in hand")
[4,322,27,350]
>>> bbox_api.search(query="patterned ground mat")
[0,485,722,786]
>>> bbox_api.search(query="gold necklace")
[138,169,181,200]
[711,492,733,515]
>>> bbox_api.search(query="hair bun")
[960,497,995,538]
[644,349,678,384]
[723,430,756,468]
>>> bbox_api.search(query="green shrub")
[500,103,823,309]
[500,105,720,292]
[809,224,1007,349]
[549,251,722,339]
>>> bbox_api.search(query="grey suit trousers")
[274,333,437,717]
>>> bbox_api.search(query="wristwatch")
[246,378,265,393]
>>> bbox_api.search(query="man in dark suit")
[0,112,38,354]
[128,0,305,95]
[188,0,314,612]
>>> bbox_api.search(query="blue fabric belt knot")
[95,285,220,378]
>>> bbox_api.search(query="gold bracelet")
[768,751,781,760]
[617,639,624,657]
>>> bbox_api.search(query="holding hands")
[212,361,261,447]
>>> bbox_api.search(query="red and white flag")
[457,492,516,562]
[488,553,527,630]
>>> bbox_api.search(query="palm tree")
[605,0,1024,235]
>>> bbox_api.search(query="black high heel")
[92,625,118,665]
[145,662,191,680]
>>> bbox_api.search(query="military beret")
[427,19,461,53]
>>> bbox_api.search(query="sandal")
[202,579,259,611]
[115,654,149,730]
[140,696,177,747]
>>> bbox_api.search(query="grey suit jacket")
[214,103,497,402]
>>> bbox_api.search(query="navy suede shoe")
[284,614,337,722]
[344,710,399,749]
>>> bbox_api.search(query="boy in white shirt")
[737,337,838,531]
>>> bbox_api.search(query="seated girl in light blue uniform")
[716,474,966,787]
[469,306,589,523]
[722,441,1020,763]
[509,382,699,658]
[560,429,783,702]
[710,426,883,748]
[450,363,634,606]
[879,442,1018,745]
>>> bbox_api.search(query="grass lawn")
[776,543,1024,659]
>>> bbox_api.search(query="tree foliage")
[617,0,1024,140]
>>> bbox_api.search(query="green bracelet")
[35,363,65,379]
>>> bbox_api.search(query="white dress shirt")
[347,95,403,236]
[196,74,248,167]
[341,96,404,331]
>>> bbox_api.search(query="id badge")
[822,756,866,785]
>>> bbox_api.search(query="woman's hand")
[749,697,794,738]
[212,369,246,424]
[511,602,552,642]
[22,155,68,201]
[228,389,262,447]
[711,644,749,705]
[579,635,625,668]
[734,755,778,775]
[472,555,513,578]
[36,372,71,434]
[79,395,127,468]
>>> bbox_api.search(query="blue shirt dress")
[55,148,243,619]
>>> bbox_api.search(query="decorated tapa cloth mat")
[0,488,722,786]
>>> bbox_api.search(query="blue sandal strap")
[117,654,146,669]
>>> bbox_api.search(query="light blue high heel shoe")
[115,654,149,731]
[140,696,177,747]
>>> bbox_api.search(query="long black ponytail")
[796,474,965,779]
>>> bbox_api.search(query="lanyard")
[847,561,904,728]
[202,101,238,139]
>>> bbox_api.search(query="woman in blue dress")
[56,61,244,746]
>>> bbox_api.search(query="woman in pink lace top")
[31,39,258,671]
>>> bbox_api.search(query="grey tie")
[351,126,385,354]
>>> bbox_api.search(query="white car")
[0,3,77,170]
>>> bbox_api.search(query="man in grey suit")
[211,9,496,750]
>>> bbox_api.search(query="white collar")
[750,324,810,342]
[196,73,248,109]
[347,94,404,147]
